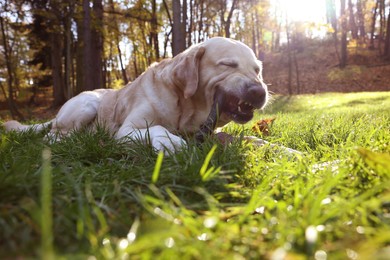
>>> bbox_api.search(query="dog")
[3,37,268,154]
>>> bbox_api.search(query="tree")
[108,0,128,84]
[237,0,270,57]
[326,0,341,63]
[326,0,338,33]
[28,0,53,104]
[161,0,173,57]
[218,0,239,38]
[151,0,160,60]
[377,0,386,54]
[348,0,358,39]
[80,0,104,91]
[64,0,75,99]
[369,0,379,49]
[172,0,186,56]
[27,0,67,107]
[286,15,293,95]
[0,16,24,119]
[384,9,390,60]
[356,0,365,38]
[48,0,66,107]
[340,0,348,68]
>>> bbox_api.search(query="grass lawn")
[1,92,389,259]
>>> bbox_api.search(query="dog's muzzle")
[214,82,268,124]
[242,82,268,109]
[194,82,268,143]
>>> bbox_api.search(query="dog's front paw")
[152,133,187,155]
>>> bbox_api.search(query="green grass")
[1,92,390,259]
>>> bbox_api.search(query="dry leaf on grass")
[252,118,276,136]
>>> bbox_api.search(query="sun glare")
[275,0,327,23]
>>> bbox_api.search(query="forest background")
[1,0,390,120]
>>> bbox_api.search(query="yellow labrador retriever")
[3,37,268,153]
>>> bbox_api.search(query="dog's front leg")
[116,125,187,154]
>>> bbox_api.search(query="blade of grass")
[152,151,164,184]
[41,147,54,260]
[199,145,220,182]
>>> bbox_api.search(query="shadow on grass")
[344,96,388,107]
[266,95,304,114]
[266,93,390,114]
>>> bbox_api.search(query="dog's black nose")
[245,83,267,108]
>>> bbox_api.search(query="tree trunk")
[47,0,66,107]
[151,0,160,60]
[198,0,205,43]
[251,12,257,55]
[293,51,301,94]
[384,11,390,60]
[340,0,348,68]
[188,0,193,46]
[286,15,293,95]
[109,0,128,83]
[162,0,173,57]
[64,1,74,99]
[132,46,139,77]
[369,1,378,49]
[224,0,238,38]
[172,0,186,56]
[82,0,92,90]
[106,43,112,89]
[356,0,365,38]
[50,30,66,107]
[218,0,226,36]
[378,0,385,54]
[90,0,104,89]
[182,0,187,47]
[117,42,128,83]
[163,0,173,27]
[79,0,104,91]
[348,0,358,39]
[76,12,84,94]
[255,8,262,57]
[272,5,282,51]
[325,0,340,62]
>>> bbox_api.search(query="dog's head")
[168,37,268,129]
[199,37,268,126]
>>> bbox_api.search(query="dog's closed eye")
[218,59,239,68]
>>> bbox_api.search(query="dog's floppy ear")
[172,46,205,99]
